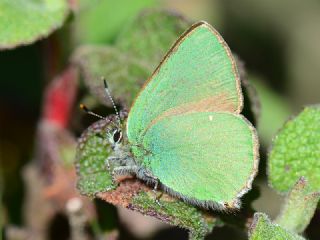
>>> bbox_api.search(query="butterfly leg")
[136,168,163,206]
[112,165,145,186]
[105,157,117,185]
[105,158,111,171]
[153,179,163,207]
[105,156,121,172]
[107,156,137,184]
[107,155,136,170]
[112,165,140,176]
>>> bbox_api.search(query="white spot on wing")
[209,115,213,121]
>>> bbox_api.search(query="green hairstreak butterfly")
[85,21,259,210]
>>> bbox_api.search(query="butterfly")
[82,21,259,210]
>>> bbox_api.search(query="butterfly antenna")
[102,77,121,127]
[80,104,105,120]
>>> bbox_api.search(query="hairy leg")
[106,155,135,170]
[112,165,140,176]
[112,166,162,205]
[105,156,121,172]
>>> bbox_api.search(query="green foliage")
[74,0,156,44]
[0,0,69,49]
[268,105,320,192]
[73,46,149,107]
[260,105,320,237]
[76,120,116,196]
[116,10,190,68]
[133,192,216,240]
[73,9,190,107]
[275,177,320,233]
[249,213,305,240]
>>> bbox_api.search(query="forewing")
[135,112,258,208]
[127,22,242,145]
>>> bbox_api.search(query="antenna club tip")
[79,104,88,112]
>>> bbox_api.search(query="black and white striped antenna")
[80,78,121,128]
[102,77,121,127]
[80,104,104,120]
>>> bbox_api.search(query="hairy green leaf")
[131,192,216,240]
[275,177,320,233]
[116,9,190,71]
[268,105,320,192]
[72,46,149,107]
[0,0,69,50]
[74,0,156,44]
[76,119,116,196]
[249,213,305,240]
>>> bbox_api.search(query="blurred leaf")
[38,67,79,171]
[73,46,149,107]
[74,0,156,44]
[0,0,69,50]
[22,162,95,239]
[27,66,95,223]
[73,9,190,108]
[275,177,320,233]
[76,118,216,239]
[42,67,78,128]
[249,213,305,240]
[268,105,320,193]
[250,77,292,145]
[35,122,89,209]
[116,9,190,69]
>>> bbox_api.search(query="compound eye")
[113,130,122,143]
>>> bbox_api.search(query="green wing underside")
[127,22,242,145]
[131,111,256,205]
[126,22,256,206]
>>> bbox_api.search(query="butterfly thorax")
[108,133,136,168]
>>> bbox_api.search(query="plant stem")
[275,177,320,233]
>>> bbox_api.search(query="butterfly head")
[80,102,126,144]
[80,78,129,153]
[106,124,124,151]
